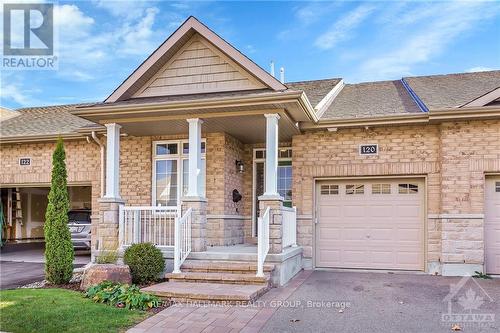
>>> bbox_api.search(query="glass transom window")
[153,140,206,207]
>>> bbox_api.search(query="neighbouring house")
[1,17,499,295]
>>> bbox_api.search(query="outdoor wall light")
[235,160,244,173]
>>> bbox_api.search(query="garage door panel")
[343,205,367,217]
[316,178,424,270]
[318,227,341,241]
[485,177,500,274]
[395,205,421,217]
[319,205,340,217]
[369,228,394,241]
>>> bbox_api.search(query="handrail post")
[133,209,141,244]
[291,206,298,247]
[118,204,124,248]
[173,215,181,274]
[256,216,264,277]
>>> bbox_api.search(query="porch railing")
[282,206,297,248]
[257,206,270,277]
[118,206,177,248]
[173,207,192,273]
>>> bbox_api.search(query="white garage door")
[485,177,500,275]
[316,178,424,270]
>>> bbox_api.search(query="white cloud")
[314,5,375,50]
[120,7,160,55]
[466,66,494,73]
[357,1,500,80]
[1,82,40,107]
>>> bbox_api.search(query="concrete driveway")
[261,270,500,333]
[0,243,90,289]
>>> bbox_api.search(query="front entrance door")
[252,148,292,236]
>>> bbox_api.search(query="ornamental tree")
[44,138,74,284]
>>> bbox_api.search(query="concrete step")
[141,281,269,304]
[181,260,275,274]
[165,271,270,285]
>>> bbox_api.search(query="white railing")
[282,206,297,248]
[118,206,177,248]
[257,206,270,277]
[173,208,192,274]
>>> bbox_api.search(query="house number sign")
[19,157,31,166]
[359,144,378,155]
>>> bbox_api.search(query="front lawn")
[0,288,149,333]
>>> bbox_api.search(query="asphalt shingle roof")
[404,71,500,109]
[2,71,499,138]
[286,78,341,107]
[0,103,99,138]
[320,80,421,120]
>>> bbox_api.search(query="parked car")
[68,209,91,250]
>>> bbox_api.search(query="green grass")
[0,288,150,333]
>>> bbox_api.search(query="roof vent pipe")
[280,67,285,83]
[270,61,275,77]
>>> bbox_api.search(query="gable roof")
[403,70,500,109]
[105,16,286,103]
[320,80,421,120]
[0,104,100,141]
[286,78,341,107]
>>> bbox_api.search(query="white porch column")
[263,114,281,198]
[186,118,203,198]
[104,123,121,199]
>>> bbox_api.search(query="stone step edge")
[181,261,275,273]
[165,272,270,285]
[143,286,269,303]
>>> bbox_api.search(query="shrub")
[95,250,118,264]
[123,243,165,284]
[44,138,74,284]
[85,281,161,310]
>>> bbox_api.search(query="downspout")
[88,131,106,197]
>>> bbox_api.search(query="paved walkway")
[128,270,312,333]
[130,270,500,333]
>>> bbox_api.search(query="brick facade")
[0,139,101,246]
[2,119,499,274]
[292,120,500,272]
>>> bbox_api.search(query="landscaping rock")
[80,264,132,291]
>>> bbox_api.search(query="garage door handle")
[366,235,370,239]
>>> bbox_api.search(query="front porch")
[90,108,302,292]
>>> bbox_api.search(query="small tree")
[44,138,74,284]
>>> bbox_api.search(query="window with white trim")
[153,140,206,207]
[320,184,339,195]
[398,183,418,194]
[346,184,364,195]
[372,183,391,194]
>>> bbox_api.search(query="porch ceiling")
[117,111,299,143]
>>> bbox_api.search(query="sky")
[1,0,499,109]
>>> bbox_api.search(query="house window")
[253,148,293,234]
[346,184,364,195]
[277,161,292,205]
[372,183,391,194]
[153,140,206,207]
[320,184,339,195]
[398,183,418,194]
